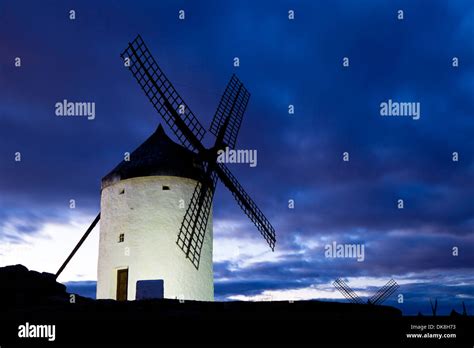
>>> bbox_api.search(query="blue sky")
[0,0,473,315]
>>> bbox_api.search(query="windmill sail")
[121,35,206,152]
[333,278,364,305]
[369,279,399,305]
[210,74,250,149]
[177,167,218,269]
[216,163,276,250]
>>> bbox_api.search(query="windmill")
[55,35,276,301]
[333,278,399,306]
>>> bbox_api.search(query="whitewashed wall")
[96,176,213,301]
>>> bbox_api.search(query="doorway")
[116,269,128,301]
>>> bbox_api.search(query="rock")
[0,264,67,306]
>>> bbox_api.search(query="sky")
[0,0,473,315]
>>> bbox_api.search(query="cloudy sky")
[1,0,473,315]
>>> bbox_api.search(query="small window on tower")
[118,234,124,243]
[162,185,170,191]
[119,189,125,195]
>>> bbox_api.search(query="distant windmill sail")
[333,278,364,305]
[369,279,399,305]
[333,278,400,306]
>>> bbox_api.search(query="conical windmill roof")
[101,124,204,189]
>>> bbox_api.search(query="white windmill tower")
[97,124,213,301]
[55,35,276,302]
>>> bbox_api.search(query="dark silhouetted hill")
[0,264,404,320]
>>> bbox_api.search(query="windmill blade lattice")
[369,279,399,305]
[216,163,276,250]
[121,34,206,152]
[56,34,277,276]
[210,74,250,149]
[176,167,218,269]
[333,278,364,305]
[122,34,276,268]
